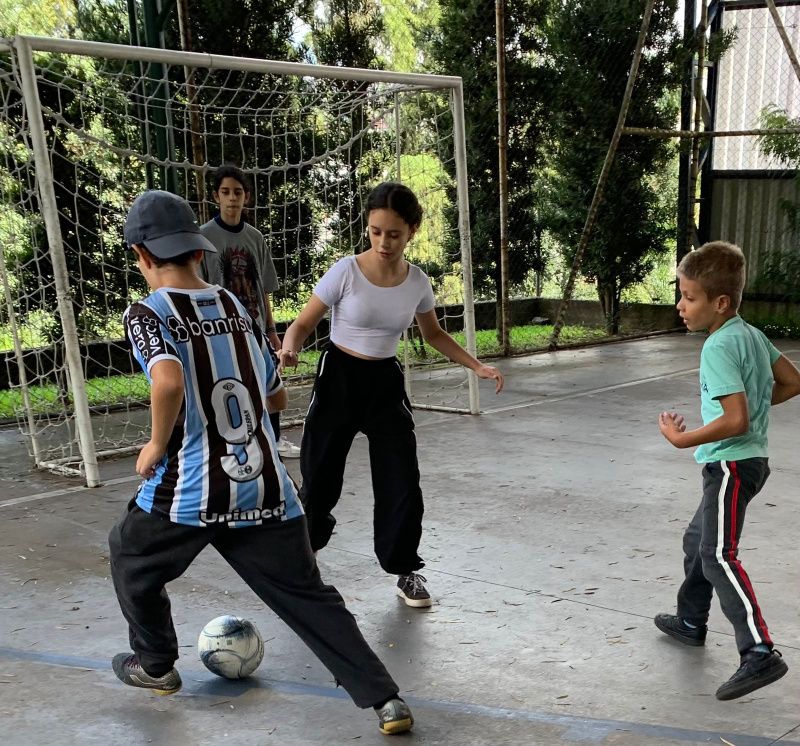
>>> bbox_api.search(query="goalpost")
[0,35,480,486]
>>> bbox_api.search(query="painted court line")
[481,347,800,417]
[5,349,798,510]
[482,366,701,416]
[0,474,139,510]
[0,646,795,745]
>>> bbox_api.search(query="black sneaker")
[396,572,432,608]
[112,653,182,695]
[375,697,414,735]
[654,613,707,646]
[716,649,788,701]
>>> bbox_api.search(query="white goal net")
[0,36,478,485]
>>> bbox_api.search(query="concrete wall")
[5,297,800,390]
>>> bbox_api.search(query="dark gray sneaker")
[396,572,432,608]
[716,649,788,701]
[375,698,414,735]
[654,613,707,646]
[112,653,182,695]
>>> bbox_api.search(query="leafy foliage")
[543,0,681,333]
[429,0,554,299]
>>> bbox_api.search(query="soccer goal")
[0,36,479,485]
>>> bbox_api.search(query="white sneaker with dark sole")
[276,437,301,458]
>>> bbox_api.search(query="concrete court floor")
[1,333,799,746]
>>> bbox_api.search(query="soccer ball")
[198,615,264,679]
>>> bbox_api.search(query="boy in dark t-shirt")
[109,190,413,736]
[201,164,300,459]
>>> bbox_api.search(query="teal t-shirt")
[695,316,780,463]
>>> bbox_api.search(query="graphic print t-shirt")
[200,218,279,330]
[124,285,303,527]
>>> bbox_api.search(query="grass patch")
[748,317,800,339]
[0,323,605,420]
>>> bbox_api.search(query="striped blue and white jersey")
[124,285,304,527]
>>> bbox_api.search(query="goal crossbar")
[7,35,464,89]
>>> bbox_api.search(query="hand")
[277,348,299,372]
[267,330,282,351]
[475,364,504,394]
[658,411,686,447]
[136,440,165,479]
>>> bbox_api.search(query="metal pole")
[176,0,207,214]
[698,1,721,246]
[126,0,156,190]
[687,0,708,255]
[142,0,177,192]
[0,240,42,465]
[624,126,800,138]
[451,83,480,415]
[676,0,696,284]
[548,0,657,350]
[766,0,800,84]
[15,37,100,486]
[767,0,800,80]
[495,0,510,356]
[395,91,413,398]
[17,36,464,88]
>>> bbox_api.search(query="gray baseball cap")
[124,190,217,259]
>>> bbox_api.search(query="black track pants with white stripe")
[108,506,399,708]
[676,458,772,654]
[299,344,425,575]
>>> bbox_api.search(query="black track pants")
[676,458,773,654]
[299,344,424,575]
[108,504,398,708]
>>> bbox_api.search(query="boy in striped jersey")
[108,191,413,736]
[655,241,800,701]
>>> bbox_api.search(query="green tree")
[544,0,681,334]
[302,0,388,258]
[752,105,800,299]
[428,0,553,301]
[382,0,440,72]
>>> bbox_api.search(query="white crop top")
[313,255,436,358]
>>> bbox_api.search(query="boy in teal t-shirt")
[656,241,800,701]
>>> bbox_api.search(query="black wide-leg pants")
[299,344,425,575]
[108,504,398,708]
[676,458,773,654]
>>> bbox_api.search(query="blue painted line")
[0,646,796,745]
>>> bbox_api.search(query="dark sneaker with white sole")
[716,649,788,701]
[375,697,414,735]
[396,572,431,608]
[654,613,707,646]
[112,653,182,695]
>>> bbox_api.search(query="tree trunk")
[597,282,621,336]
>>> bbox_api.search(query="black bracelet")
[265,325,277,334]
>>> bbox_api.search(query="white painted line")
[480,348,800,417]
[0,474,140,510]
[4,350,796,508]
[481,366,702,416]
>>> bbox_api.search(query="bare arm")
[278,294,330,370]
[266,386,288,413]
[659,392,749,449]
[263,292,281,351]
[771,354,800,405]
[137,360,184,477]
[415,309,504,393]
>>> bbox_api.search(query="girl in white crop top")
[279,182,504,607]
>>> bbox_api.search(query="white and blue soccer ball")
[198,615,264,679]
